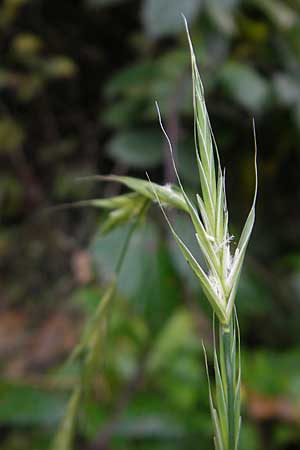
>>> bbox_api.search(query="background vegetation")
[1,0,300,449]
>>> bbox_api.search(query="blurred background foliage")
[1,0,300,449]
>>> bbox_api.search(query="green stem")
[220,319,236,450]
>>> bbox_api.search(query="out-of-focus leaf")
[91,222,180,330]
[293,100,300,131]
[1,431,50,450]
[274,424,300,447]
[39,138,77,162]
[148,309,198,372]
[104,52,190,124]
[273,73,300,106]
[91,222,154,296]
[0,69,13,89]
[274,75,300,130]
[146,309,207,414]
[142,0,203,38]
[74,281,117,380]
[105,62,159,98]
[43,57,77,79]
[237,269,272,317]
[0,175,24,215]
[115,414,185,439]
[0,117,24,153]
[102,100,142,127]
[239,422,262,450]
[140,240,181,330]
[0,0,28,29]
[107,129,163,168]
[219,62,269,112]
[0,382,67,426]
[243,349,300,397]
[17,74,44,101]
[11,33,43,57]
[252,0,297,30]
[157,49,189,80]
[53,170,92,200]
[206,0,240,35]
[177,137,201,185]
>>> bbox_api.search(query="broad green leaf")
[243,349,300,397]
[91,222,180,330]
[142,0,203,38]
[148,309,198,372]
[102,99,141,127]
[105,61,158,98]
[219,62,269,113]
[273,73,300,107]
[114,414,184,439]
[0,382,67,426]
[177,137,202,185]
[107,130,163,168]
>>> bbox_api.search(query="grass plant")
[52,18,257,450]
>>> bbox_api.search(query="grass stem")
[221,320,236,450]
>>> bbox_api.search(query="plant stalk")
[214,311,241,450]
[220,320,236,450]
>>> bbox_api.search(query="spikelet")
[150,16,257,325]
